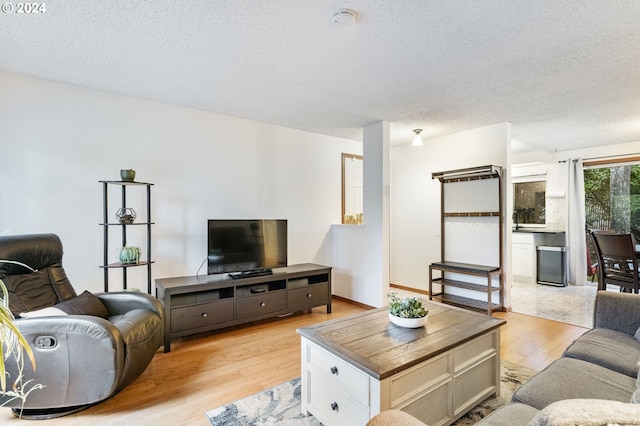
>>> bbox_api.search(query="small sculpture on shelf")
[116,208,137,224]
[343,213,364,225]
[118,245,141,265]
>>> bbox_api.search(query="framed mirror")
[342,153,363,224]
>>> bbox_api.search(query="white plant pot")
[389,312,427,328]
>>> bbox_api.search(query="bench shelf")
[429,166,504,314]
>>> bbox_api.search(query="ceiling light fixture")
[330,9,356,27]
[412,129,423,146]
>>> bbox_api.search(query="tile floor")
[510,279,602,328]
[396,278,616,329]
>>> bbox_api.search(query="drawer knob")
[260,302,266,307]
[201,313,208,318]
[331,402,339,412]
[330,366,338,375]
[306,293,312,298]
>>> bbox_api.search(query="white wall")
[0,71,361,293]
[390,123,511,299]
[331,121,390,308]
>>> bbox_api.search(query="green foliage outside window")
[585,165,640,238]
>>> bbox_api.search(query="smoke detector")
[330,9,356,27]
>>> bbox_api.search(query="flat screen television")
[207,219,287,278]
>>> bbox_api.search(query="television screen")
[207,219,287,276]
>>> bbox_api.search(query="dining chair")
[590,231,640,294]
[585,232,598,281]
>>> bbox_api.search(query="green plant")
[0,260,43,407]
[388,292,428,319]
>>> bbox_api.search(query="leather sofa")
[0,233,164,419]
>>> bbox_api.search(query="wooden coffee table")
[297,300,506,426]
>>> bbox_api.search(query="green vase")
[118,246,141,264]
[120,169,136,182]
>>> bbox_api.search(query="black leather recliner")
[0,234,164,419]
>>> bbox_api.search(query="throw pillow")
[527,399,640,426]
[20,306,67,318]
[20,291,108,318]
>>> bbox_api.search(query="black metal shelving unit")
[100,180,154,293]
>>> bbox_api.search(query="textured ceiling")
[1,1,640,153]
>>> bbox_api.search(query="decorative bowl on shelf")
[120,169,136,182]
[388,312,427,328]
[118,245,141,264]
[116,208,137,224]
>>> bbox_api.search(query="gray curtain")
[568,158,587,285]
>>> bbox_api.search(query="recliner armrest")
[593,290,640,335]
[97,291,164,319]
[4,316,125,409]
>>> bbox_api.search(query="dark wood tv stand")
[155,263,332,352]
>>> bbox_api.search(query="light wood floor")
[0,299,587,425]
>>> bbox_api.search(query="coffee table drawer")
[389,352,450,405]
[309,373,369,426]
[171,299,234,332]
[236,291,286,319]
[307,342,369,406]
[454,332,497,369]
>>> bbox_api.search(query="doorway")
[511,156,640,328]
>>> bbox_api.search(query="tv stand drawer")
[171,299,234,333]
[236,291,286,319]
[288,283,329,309]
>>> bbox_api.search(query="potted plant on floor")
[0,260,42,407]
[388,292,429,328]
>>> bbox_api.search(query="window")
[584,159,640,237]
[513,181,546,226]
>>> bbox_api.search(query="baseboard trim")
[331,285,437,309]
[331,295,375,310]
[389,283,430,296]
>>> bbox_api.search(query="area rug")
[206,360,536,425]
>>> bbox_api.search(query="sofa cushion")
[474,403,539,426]
[512,358,636,410]
[527,399,640,426]
[633,363,640,404]
[20,291,108,318]
[7,266,72,315]
[563,328,640,377]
